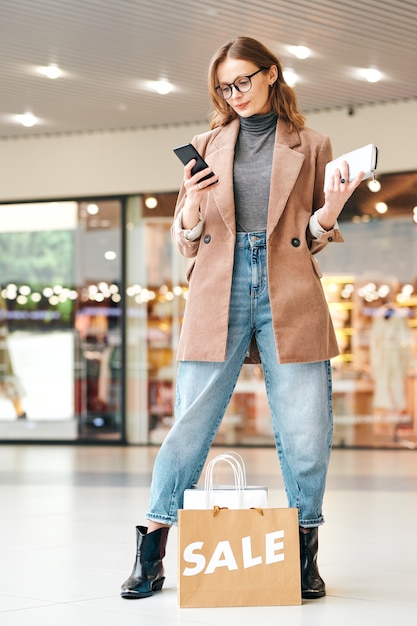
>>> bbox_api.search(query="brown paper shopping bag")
[178,507,301,607]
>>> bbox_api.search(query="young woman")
[121,36,362,601]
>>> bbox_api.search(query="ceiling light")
[288,45,311,59]
[367,179,381,192]
[375,201,388,214]
[87,203,99,215]
[283,69,298,86]
[139,79,175,95]
[145,196,158,209]
[154,79,173,95]
[401,284,414,297]
[358,68,383,83]
[16,112,38,127]
[378,284,391,298]
[39,63,62,79]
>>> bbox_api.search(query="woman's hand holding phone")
[184,158,218,193]
[173,143,219,193]
[173,143,219,229]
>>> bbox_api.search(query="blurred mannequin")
[370,304,413,420]
[0,293,26,419]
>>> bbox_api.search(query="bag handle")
[204,451,247,492]
[212,505,264,517]
[222,451,247,485]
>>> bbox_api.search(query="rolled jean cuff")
[147,513,178,527]
[298,516,325,528]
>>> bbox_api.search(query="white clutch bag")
[182,451,268,510]
[324,143,379,190]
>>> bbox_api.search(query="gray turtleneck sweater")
[233,111,278,232]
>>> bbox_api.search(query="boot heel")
[152,576,165,592]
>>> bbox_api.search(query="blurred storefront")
[1,172,417,448]
[0,199,124,441]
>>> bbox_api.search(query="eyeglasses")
[215,67,268,100]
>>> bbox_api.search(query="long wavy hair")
[208,37,305,131]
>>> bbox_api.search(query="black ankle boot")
[299,527,326,599]
[121,525,169,599]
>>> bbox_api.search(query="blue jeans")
[147,232,333,527]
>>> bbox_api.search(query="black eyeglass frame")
[215,67,269,100]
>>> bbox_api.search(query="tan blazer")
[172,118,343,364]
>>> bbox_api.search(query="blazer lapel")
[206,120,240,235]
[267,122,304,237]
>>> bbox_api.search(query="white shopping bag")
[183,451,268,510]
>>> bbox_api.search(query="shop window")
[0,199,123,441]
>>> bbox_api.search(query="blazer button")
[291,237,301,248]
[204,234,211,244]
[327,236,333,242]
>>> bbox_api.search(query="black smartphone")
[173,143,216,183]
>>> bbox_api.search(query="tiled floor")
[0,444,416,625]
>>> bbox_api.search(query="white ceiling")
[1,0,417,139]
